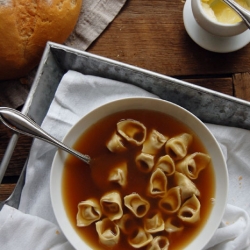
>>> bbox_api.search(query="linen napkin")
[65,0,127,50]
[0,70,250,250]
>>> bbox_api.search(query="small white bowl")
[50,97,228,250]
[191,0,247,36]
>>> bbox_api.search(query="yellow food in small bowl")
[192,0,248,36]
[201,0,250,24]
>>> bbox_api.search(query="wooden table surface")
[1,0,250,202]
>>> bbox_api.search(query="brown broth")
[62,109,215,250]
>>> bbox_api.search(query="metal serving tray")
[1,41,250,193]
[24,42,250,128]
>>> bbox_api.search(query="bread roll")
[0,0,82,81]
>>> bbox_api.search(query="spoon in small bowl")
[210,0,250,28]
[0,107,91,165]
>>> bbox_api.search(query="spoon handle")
[0,107,91,164]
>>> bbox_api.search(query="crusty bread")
[0,0,82,80]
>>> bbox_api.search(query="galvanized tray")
[25,42,250,128]
[1,41,250,199]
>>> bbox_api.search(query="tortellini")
[178,195,201,223]
[106,119,147,152]
[128,227,153,248]
[165,133,193,161]
[100,191,123,221]
[176,152,211,179]
[159,187,182,214]
[76,119,212,249]
[106,132,127,153]
[115,213,137,234]
[108,162,128,187]
[96,218,120,247]
[174,172,200,201]
[142,129,168,155]
[147,168,167,197]
[147,236,169,250]
[155,155,175,176]
[124,193,150,218]
[117,119,147,146]
[136,152,155,173]
[165,217,184,233]
[143,212,165,233]
[76,198,102,227]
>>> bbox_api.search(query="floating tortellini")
[108,162,128,187]
[124,193,150,218]
[76,198,102,227]
[96,218,120,247]
[165,217,184,233]
[174,172,200,201]
[143,211,165,233]
[142,129,168,155]
[178,194,201,223]
[159,187,182,214]
[155,155,175,176]
[115,213,137,234]
[147,236,169,250]
[75,117,213,249]
[100,191,123,221]
[136,152,155,173]
[176,152,211,179]
[147,168,167,197]
[128,227,153,248]
[117,119,147,146]
[165,133,193,161]
[106,132,127,153]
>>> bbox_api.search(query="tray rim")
[47,42,250,107]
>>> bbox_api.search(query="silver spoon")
[211,0,250,28]
[0,107,91,165]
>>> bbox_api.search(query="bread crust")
[0,0,82,80]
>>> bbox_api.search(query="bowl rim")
[50,97,228,250]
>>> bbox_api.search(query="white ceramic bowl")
[191,0,247,36]
[50,97,228,250]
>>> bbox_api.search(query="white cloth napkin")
[0,70,250,250]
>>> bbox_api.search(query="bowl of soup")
[191,0,249,36]
[50,97,228,250]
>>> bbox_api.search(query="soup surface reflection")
[62,109,215,250]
